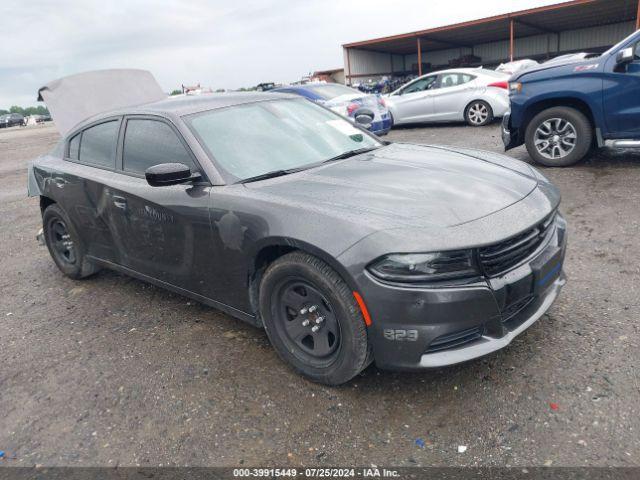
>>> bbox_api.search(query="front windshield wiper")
[238,146,381,184]
[237,166,309,184]
[322,146,380,164]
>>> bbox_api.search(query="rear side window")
[122,119,194,174]
[68,133,80,160]
[439,73,475,88]
[79,121,119,168]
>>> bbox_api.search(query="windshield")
[304,84,360,100]
[186,99,381,181]
[602,30,638,57]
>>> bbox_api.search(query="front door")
[603,39,640,137]
[106,116,213,297]
[391,75,438,123]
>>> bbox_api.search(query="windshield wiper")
[238,146,380,184]
[238,166,309,184]
[322,146,380,164]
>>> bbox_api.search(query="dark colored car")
[30,70,567,385]
[0,113,25,128]
[503,29,640,166]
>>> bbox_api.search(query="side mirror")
[145,163,200,187]
[616,47,634,66]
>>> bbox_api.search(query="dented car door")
[104,116,214,296]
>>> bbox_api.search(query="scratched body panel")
[30,80,567,372]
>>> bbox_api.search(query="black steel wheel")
[259,251,371,385]
[274,279,341,366]
[48,218,77,265]
[42,203,100,279]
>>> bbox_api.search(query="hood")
[248,143,538,229]
[511,56,602,81]
[37,69,166,136]
[496,59,539,75]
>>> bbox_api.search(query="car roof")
[274,84,334,90]
[409,68,505,80]
[122,92,294,116]
[71,92,297,134]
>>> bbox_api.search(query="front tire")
[465,100,493,126]
[42,204,100,279]
[525,107,592,167]
[259,252,370,385]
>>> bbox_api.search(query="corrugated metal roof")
[343,0,638,55]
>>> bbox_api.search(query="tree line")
[0,105,50,116]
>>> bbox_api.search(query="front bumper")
[359,214,567,371]
[418,274,564,367]
[502,113,512,148]
[502,112,523,150]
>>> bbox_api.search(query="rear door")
[390,75,438,123]
[105,116,214,296]
[431,72,477,121]
[603,39,640,137]
[58,118,123,263]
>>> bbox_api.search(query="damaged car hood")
[37,69,166,136]
[248,143,539,229]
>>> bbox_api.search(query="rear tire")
[42,204,100,279]
[259,251,371,385]
[465,100,493,126]
[525,107,592,167]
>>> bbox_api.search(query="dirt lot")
[1,122,639,467]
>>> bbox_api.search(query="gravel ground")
[0,122,638,467]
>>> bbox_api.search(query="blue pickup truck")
[503,29,640,166]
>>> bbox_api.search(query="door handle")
[112,195,128,210]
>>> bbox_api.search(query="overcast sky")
[1,0,561,108]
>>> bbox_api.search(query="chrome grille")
[479,213,556,277]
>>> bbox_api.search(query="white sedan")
[385,68,510,127]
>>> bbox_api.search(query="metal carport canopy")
[342,0,639,58]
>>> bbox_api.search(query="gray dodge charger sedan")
[29,70,567,385]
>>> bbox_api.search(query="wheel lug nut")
[302,319,310,327]
[315,316,324,324]
[300,307,308,315]
[311,325,320,333]
[308,305,317,313]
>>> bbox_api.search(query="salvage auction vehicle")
[30,70,567,385]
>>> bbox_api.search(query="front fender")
[249,236,362,294]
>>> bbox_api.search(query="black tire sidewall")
[525,107,592,167]
[259,252,369,385]
[465,100,493,127]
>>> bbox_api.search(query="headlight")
[367,250,479,283]
[509,82,523,94]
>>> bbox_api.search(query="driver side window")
[401,76,437,94]
[122,119,195,175]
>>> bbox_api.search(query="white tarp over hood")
[37,69,166,137]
